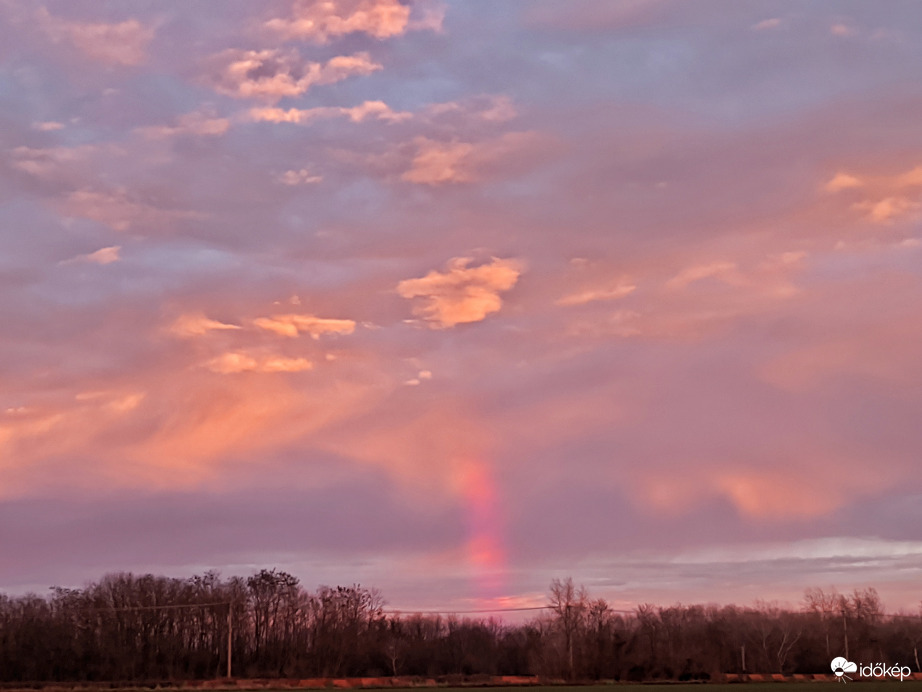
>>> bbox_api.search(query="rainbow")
[458,457,507,606]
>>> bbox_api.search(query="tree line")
[0,571,919,682]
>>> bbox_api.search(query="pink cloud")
[10,145,103,182]
[0,367,366,498]
[64,189,204,232]
[32,121,64,132]
[752,18,782,31]
[169,314,241,338]
[666,261,744,290]
[560,249,805,341]
[60,246,121,266]
[137,110,231,138]
[205,49,381,102]
[401,138,476,184]
[824,171,863,192]
[830,23,857,38]
[423,94,518,123]
[278,168,323,185]
[896,166,922,187]
[250,100,410,125]
[37,8,154,66]
[853,196,919,224]
[205,352,313,374]
[265,0,412,42]
[555,282,636,307]
[759,327,922,393]
[399,132,544,185]
[635,458,885,522]
[253,314,356,338]
[823,163,922,225]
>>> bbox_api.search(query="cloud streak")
[250,101,410,125]
[205,353,313,374]
[36,8,154,66]
[60,246,121,266]
[253,314,356,338]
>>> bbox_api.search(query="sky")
[2,0,922,615]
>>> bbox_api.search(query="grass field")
[410,686,922,692]
[221,685,922,692]
[285,685,922,692]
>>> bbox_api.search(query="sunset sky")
[2,0,922,614]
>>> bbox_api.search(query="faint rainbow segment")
[458,458,507,606]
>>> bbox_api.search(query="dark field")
[424,686,915,692]
[370,686,919,692]
[6,684,922,692]
[234,685,922,692]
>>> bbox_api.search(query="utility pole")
[227,602,233,679]
[843,611,848,660]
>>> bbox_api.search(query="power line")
[56,602,634,616]
[58,599,914,620]
[384,606,552,615]
[384,606,636,615]
[60,601,232,614]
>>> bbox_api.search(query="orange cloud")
[37,8,154,66]
[403,369,432,386]
[396,257,522,328]
[313,399,493,503]
[825,164,922,224]
[278,169,323,185]
[170,313,241,337]
[205,352,313,374]
[715,471,840,519]
[666,261,743,289]
[0,391,152,497]
[250,100,410,125]
[824,171,863,192]
[563,249,805,341]
[64,189,204,231]
[253,314,356,338]
[897,166,922,187]
[556,282,636,307]
[636,463,876,521]
[264,0,444,43]
[400,132,544,185]
[401,138,475,184]
[853,196,919,224]
[265,0,412,42]
[0,363,379,498]
[207,49,381,102]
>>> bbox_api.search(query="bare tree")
[803,587,840,658]
[548,578,587,679]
